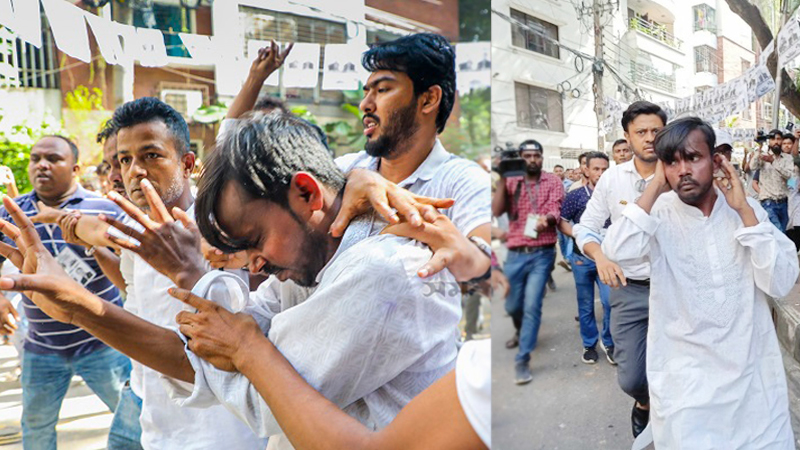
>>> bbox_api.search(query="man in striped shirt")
[0,136,131,450]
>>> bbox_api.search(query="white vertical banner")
[179,33,214,65]
[85,12,125,65]
[41,0,91,62]
[136,27,168,67]
[777,18,800,68]
[7,0,41,47]
[322,44,368,91]
[282,43,320,88]
[115,23,140,64]
[455,42,491,93]
[247,39,280,86]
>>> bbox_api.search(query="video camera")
[756,128,768,144]
[498,140,542,178]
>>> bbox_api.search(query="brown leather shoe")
[505,333,519,349]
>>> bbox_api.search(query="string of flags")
[0,0,490,92]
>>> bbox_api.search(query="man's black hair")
[96,119,117,144]
[362,33,456,134]
[254,96,290,114]
[585,151,609,167]
[578,152,590,164]
[41,135,79,164]
[554,164,564,170]
[612,138,628,148]
[196,111,346,253]
[621,101,667,132]
[654,117,715,164]
[783,134,796,143]
[112,97,190,155]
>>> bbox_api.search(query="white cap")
[714,128,733,149]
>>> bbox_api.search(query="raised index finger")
[2,196,41,253]
[168,287,214,312]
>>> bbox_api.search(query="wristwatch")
[469,236,492,259]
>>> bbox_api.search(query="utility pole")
[576,0,619,153]
[772,0,789,128]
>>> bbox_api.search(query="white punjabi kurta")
[602,190,798,449]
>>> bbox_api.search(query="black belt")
[510,244,555,253]
[762,197,788,204]
[626,278,650,286]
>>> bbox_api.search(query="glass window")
[510,9,559,59]
[693,4,717,33]
[239,6,347,104]
[515,82,563,132]
[694,45,718,74]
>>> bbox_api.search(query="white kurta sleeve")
[733,199,800,298]
[169,238,460,438]
[601,203,659,272]
[574,173,611,252]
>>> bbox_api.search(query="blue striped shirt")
[0,186,124,357]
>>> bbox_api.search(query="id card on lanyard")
[523,180,542,239]
[39,208,97,286]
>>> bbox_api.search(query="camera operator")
[492,139,564,385]
[751,129,794,232]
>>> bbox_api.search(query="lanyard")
[524,180,541,215]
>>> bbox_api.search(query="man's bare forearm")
[71,292,195,383]
[93,247,126,294]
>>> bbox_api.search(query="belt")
[510,244,556,253]
[626,278,650,287]
[762,197,788,204]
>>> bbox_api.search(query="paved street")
[492,265,640,450]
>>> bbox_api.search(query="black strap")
[511,179,523,222]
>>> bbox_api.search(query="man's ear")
[182,152,196,178]
[290,172,324,213]
[713,153,723,172]
[420,85,443,118]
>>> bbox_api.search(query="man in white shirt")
[603,117,797,448]
[0,112,461,450]
[572,101,666,437]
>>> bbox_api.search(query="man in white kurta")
[603,117,797,448]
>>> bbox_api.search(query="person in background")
[611,139,632,165]
[713,128,733,162]
[567,153,589,193]
[0,166,19,198]
[750,129,793,232]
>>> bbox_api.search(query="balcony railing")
[629,16,682,50]
[629,61,676,93]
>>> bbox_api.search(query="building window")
[133,3,194,58]
[693,4,716,33]
[515,82,563,132]
[510,9,560,59]
[694,45,718,74]
[239,6,346,104]
[2,13,59,89]
[763,100,773,120]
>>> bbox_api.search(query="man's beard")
[261,220,330,288]
[771,144,782,155]
[526,164,541,176]
[364,98,420,159]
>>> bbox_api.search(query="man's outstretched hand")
[170,287,263,372]
[0,196,94,324]
[101,179,206,290]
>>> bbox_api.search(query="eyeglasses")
[635,179,647,193]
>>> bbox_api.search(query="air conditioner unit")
[161,89,204,119]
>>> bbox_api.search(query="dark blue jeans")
[505,246,556,364]
[570,253,613,349]
[762,199,789,232]
[21,346,131,450]
[557,231,573,260]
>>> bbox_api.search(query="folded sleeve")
[574,174,611,252]
[734,198,800,298]
[601,203,659,272]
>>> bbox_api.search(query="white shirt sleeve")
[574,171,612,252]
[733,198,800,298]
[601,203,659,272]
[168,239,459,438]
[446,161,492,236]
[456,340,491,449]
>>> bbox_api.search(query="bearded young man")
[603,117,797,448]
[572,101,667,437]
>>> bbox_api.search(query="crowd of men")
[0,33,492,450]
[493,100,798,448]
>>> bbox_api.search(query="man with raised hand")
[603,117,796,448]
